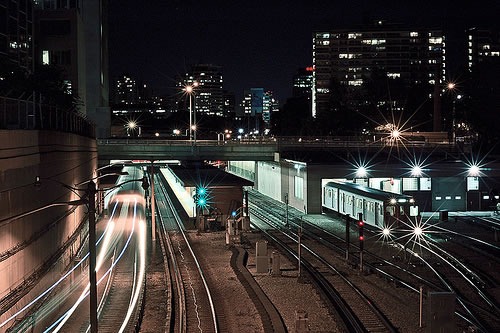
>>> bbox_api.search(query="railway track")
[249,199,399,333]
[248,189,499,332]
[154,173,219,333]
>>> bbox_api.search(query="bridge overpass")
[97,135,463,162]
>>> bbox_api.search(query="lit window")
[410,32,419,37]
[445,196,452,200]
[429,37,443,44]
[42,50,50,65]
[455,196,461,200]
[348,79,363,86]
[436,196,442,200]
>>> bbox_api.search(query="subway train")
[322,180,417,228]
[107,165,149,210]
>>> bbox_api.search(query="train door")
[374,202,379,226]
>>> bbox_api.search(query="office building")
[178,64,224,117]
[312,21,445,118]
[467,28,500,70]
[34,0,110,138]
[0,0,33,71]
[293,66,313,98]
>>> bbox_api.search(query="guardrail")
[0,96,95,138]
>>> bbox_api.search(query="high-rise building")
[34,0,110,138]
[312,21,445,118]
[263,91,278,126]
[114,75,139,104]
[223,90,235,117]
[0,0,33,71]
[293,66,313,98]
[178,64,224,116]
[467,28,500,71]
[240,88,278,132]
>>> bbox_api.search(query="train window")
[386,206,395,216]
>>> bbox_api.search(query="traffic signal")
[358,220,364,251]
[194,186,209,208]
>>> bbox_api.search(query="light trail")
[0,201,120,330]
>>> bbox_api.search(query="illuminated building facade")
[292,66,313,98]
[34,0,110,138]
[178,64,224,116]
[115,75,139,104]
[467,28,500,71]
[312,21,445,118]
[0,0,33,71]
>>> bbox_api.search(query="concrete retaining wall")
[0,130,97,329]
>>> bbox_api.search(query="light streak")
[0,202,120,329]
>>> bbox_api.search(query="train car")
[107,165,148,209]
[322,180,417,228]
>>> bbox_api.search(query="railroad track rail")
[249,202,398,333]
[248,189,498,332]
[155,173,219,333]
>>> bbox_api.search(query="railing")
[97,135,461,150]
[0,96,95,138]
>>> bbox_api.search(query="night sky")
[109,0,498,103]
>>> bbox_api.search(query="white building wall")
[257,161,281,201]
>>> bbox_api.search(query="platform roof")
[169,165,254,187]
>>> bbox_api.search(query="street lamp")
[446,82,462,145]
[184,81,198,143]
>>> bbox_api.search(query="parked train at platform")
[322,180,417,228]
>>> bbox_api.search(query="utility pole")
[285,193,289,228]
[345,214,350,261]
[87,181,98,333]
[150,161,155,240]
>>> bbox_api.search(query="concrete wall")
[0,130,97,328]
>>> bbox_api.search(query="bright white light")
[468,165,480,176]
[411,166,422,177]
[390,198,397,205]
[155,132,159,137]
[414,227,423,236]
[191,125,197,131]
[382,228,390,236]
[391,129,400,139]
[447,82,456,90]
[128,121,136,129]
[238,128,244,134]
[185,85,193,93]
[356,166,367,178]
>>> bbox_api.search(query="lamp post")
[184,82,198,143]
[446,82,462,145]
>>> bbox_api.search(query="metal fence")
[0,96,95,138]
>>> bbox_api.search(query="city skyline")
[109,0,498,103]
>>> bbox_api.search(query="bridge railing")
[97,134,462,150]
